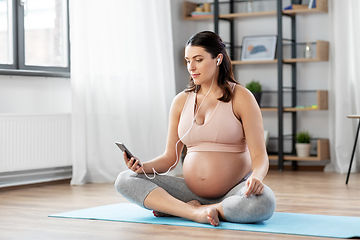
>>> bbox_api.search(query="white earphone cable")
[142,71,217,179]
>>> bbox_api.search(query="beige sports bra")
[178,82,248,153]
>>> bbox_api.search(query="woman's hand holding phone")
[123,151,143,173]
[116,142,143,173]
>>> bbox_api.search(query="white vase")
[305,44,312,59]
[295,143,311,157]
[247,0,253,13]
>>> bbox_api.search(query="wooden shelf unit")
[183,0,328,20]
[231,60,277,65]
[232,40,329,65]
[261,90,328,112]
[183,0,329,167]
[283,0,328,15]
[284,40,329,63]
[268,139,330,161]
[183,1,198,19]
[183,1,277,20]
[218,11,277,19]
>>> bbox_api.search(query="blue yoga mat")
[49,203,360,239]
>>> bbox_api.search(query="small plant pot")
[252,92,262,106]
[295,143,311,157]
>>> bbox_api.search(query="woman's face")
[184,45,218,86]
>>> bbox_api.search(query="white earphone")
[216,58,220,66]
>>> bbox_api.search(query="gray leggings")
[115,170,276,223]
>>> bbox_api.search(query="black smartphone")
[115,142,141,166]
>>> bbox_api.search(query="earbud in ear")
[217,58,220,66]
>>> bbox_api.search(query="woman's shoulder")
[232,83,259,113]
[171,91,191,113]
[174,90,190,103]
[233,83,253,100]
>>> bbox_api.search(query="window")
[0,0,70,77]
[0,0,14,65]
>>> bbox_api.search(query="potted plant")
[246,80,262,105]
[295,131,311,157]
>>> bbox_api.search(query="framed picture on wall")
[240,35,277,61]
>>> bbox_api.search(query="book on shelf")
[284,4,308,10]
[308,0,316,9]
[191,11,213,17]
[295,105,318,109]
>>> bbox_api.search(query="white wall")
[170,0,330,165]
[0,1,330,168]
[0,75,71,114]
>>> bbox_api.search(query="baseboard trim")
[0,166,72,189]
[269,165,325,171]
[0,179,71,191]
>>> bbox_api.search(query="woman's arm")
[125,91,187,174]
[233,85,269,197]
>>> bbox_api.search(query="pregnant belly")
[182,151,252,198]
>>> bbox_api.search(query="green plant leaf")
[296,131,311,143]
[245,80,262,92]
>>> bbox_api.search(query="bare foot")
[188,201,225,222]
[153,201,221,226]
[153,200,202,218]
[194,207,220,227]
[206,207,220,226]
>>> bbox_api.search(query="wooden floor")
[1,170,360,240]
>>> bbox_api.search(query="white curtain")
[69,0,176,184]
[325,0,360,173]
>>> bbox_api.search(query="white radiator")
[0,114,72,173]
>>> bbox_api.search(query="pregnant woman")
[115,31,276,226]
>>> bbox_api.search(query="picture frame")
[240,35,277,62]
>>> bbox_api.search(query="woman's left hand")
[244,175,265,197]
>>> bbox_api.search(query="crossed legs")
[115,170,275,226]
